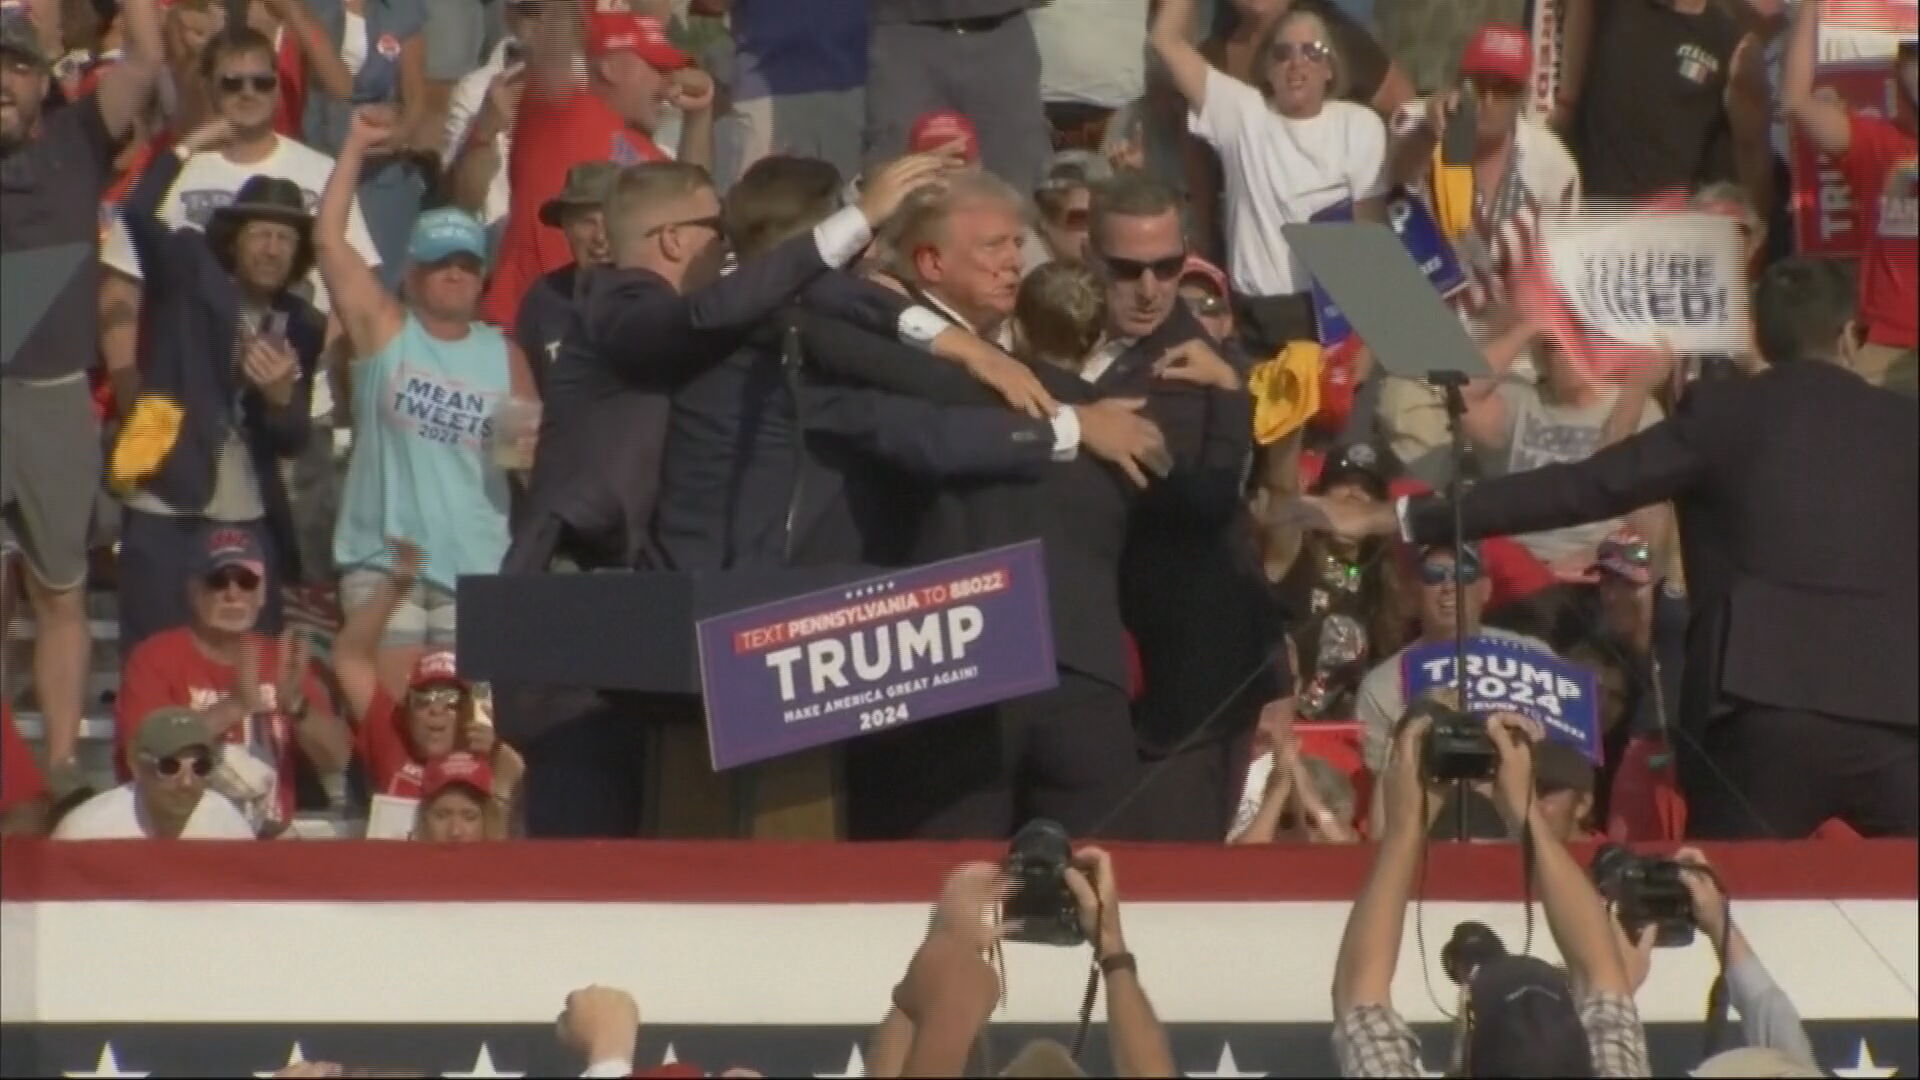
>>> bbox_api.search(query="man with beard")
[1,0,162,795]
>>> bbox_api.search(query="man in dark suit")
[505,152,949,574]
[1288,258,1919,839]
[816,170,1266,840]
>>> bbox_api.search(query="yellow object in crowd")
[1247,341,1322,445]
[108,394,185,496]
[1429,142,1476,242]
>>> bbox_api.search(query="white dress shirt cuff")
[897,305,951,350]
[1393,495,1414,542]
[580,1060,632,1078]
[1050,407,1081,462]
[812,205,876,269]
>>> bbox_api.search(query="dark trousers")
[865,14,1052,194]
[845,671,1141,840]
[515,687,650,837]
[1680,704,1920,839]
[1109,736,1242,842]
[118,508,282,655]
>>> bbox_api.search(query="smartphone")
[469,681,496,729]
[258,310,290,351]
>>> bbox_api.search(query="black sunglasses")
[1102,253,1186,282]
[153,752,215,779]
[1271,40,1332,64]
[218,72,279,95]
[1182,292,1229,317]
[644,215,729,242]
[204,566,262,592]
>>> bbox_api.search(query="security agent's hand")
[1153,339,1240,391]
[1270,494,1398,542]
[961,345,1057,419]
[556,984,640,1069]
[1484,710,1545,833]
[856,153,952,228]
[1064,846,1127,962]
[1076,397,1171,488]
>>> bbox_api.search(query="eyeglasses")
[204,567,262,593]
[1101,253,1186,282]
[218,73,279,95]
[1270,40,1332,65]
[410,686,464,710]
[644,215,729,243]
[151,752,214,779]
[1183,292,1228,318]
[1419,560,1482,587]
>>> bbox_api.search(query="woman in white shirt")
[1150,0,1389,356]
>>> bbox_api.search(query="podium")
[458,565,879,840]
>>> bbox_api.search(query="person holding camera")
[868,850,1175,1078]
[1332,706,1650,1077]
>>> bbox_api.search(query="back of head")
[1016,261,1106,369]
[1466,955,1595,1077]
[999,1039,1085,1079]
[606,160,714,265]
[724,156,843,262]
[1753,257,1855,368]
[1690,1047,1826,1078]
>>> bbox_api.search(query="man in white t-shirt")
[442,0,539,234]
[101,27,382,312]
[54,707,255,839]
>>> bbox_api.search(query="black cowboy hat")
[206,174,316,287]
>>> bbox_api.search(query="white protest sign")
[1539,211,1753,354]
[366,794,419,841]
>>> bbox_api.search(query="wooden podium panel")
[642,704,842,840]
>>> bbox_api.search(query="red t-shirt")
[358,687,428,798]
[1839,113,1918,348]
[115,628,331,826]
[0,702,48,816]
[273,30,309,139]
[479,87,667,333]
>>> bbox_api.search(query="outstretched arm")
[316,107,408,360]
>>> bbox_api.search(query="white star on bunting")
[63,1043,148,1079]
[253,1042,309,1078]
[1831,1040,1898,1079]
[441,1043,526,1079]
[813,1044,867,1078]
[1185,1042,1267,1078]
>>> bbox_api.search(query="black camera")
[1003,819,1085,947]
[1592,844,1697,949]
[1441,920,1508,987]
[1419,703,1498,783]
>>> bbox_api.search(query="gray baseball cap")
[0,10,48,69]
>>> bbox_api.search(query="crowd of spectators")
[0,0,1914,853]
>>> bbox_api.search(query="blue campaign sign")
[695,541,1059,770]
[1401,637,1602,763]
[1309,194,1467,346]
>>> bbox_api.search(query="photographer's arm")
[1067,848,1175,1078]
[1675,848,1817,1067]
[864,1006,914,1080]
[1332,715,1433,1019]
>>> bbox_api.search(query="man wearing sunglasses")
[99,27,383,319]
[55,707,256,839]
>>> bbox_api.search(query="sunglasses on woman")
[410,686,465,710]
[1418,560,1482,587]
[218,73,280,95]
[1270,40,1331,65]
[1183,292,1229,318]
[152,752,215,779]
[204,567,262,593]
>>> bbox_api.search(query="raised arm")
[1332,711,1433,1021]
[317,105,408,359]
[119,121,198,282]
[264,0,353,101]
[527,0,586,98]
[1066,848,1176,1078]
[1148,0,1213,111]
[333,538,422,721]
[1782,0,1852,155]
[91,0,163,140]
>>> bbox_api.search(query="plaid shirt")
[1332,993,1651,1078]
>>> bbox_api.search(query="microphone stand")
[1430,370,1474,842]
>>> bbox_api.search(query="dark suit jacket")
[509,230,900,571]
[122,147,319,580]
[1407,362,1919,730]
[653,303,1058,571]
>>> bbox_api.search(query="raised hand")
[1063,846,1127,958]
[384,535,425,583]
[666,67,715,114]
[273,629,310,718]
[345,104,399,153]
[857,153,951,227]
[180,116,238,154]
